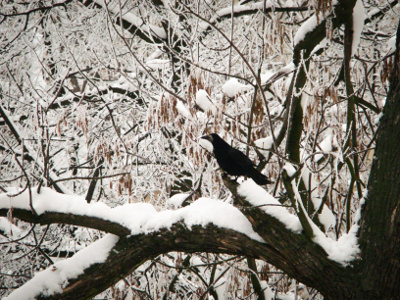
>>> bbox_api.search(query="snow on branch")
[195,89,217,114]
[238,179,302,232]
[4,234,119,300]
[0,217,22,237]
[293,10,326,47]
[292,1,360,64]
[215,1,307,23]
[352,0,366,56]
[261,62,295,88]
[91,0,167,41]
[0,187,264,242]
[237,179,360,266]
[199,1,307,33]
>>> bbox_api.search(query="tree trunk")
[357,20,400,298]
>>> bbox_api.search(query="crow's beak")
[199,135,214,152]
[200,135,213,142]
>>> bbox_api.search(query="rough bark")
[34,224,274,300]
[357,19,400,298]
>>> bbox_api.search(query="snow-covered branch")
[293,0,358,64]
[1,188,271,299]
[225,178,359,266]
[4,222,268,300]
[80,0,167,44]
[0,187,263,241]
[1,182,360,298]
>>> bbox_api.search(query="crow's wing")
[224,147,256,175]
[228,148,255,167]
[228,148,271,184]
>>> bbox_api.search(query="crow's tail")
[247,168,272,185]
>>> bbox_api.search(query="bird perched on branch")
[199,133,271,185]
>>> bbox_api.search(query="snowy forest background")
[1,0,400,299]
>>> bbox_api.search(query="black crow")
[200,133,271,185]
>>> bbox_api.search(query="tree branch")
[79,0,166,44]
[221,175,356,297]
[2,184,357,298]
[0,207,130,236]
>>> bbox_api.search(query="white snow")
[294,14,319,46]
[215,1,303,22]
[286,161,335,233]
[216,2,266,17]
[290,179,360,265]
[261,281,274,299]
[237,179,302,232]
[352,0,366,56]
[311,38,329,56]
[312,227,360,265]
[0,217,22,237]
[294,0,340,47]
[146,59,170,70]
[260,70,274,85]
[195,89,217,114]
[318,205,336,232]
[280,62,296,74]
[0,187,264,242]
[282,163,297,177]
[199,1,274,31]
[367,8,380,19]
[142,197,265,242]
[168,193,191,208]
[255,136,273,156]
[315,131,333,161]
[237,179,360,265]
[222,78,252,97]
[386,35,397,55]
[262,63,295,86]
[2,186,268,297]
[5,234,119,300]
[114,75,136,91]
[299,167,335,232]
[176,100,192,119]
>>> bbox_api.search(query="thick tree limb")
[33,224,269,300]
[221,176,356,298]
[2,184,357,299]
[358,19,400,298]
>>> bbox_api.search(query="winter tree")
[0,0,399,299]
